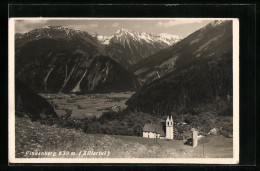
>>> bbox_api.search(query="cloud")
[133,25,141,29]
[15,20,49,33]
[111,22,120,28]
[67,23,98,31]
[16,20,49,24]
[86,24,98,28]
[155,20,203,28]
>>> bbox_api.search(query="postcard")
[9,18,239,164]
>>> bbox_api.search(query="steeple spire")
[165,115,174,139]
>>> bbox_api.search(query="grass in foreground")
[15,117,232,158]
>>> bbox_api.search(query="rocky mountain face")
[126,20,233,116]
[15,26,141,93]
[129,20,233,84]
[93,28,182,68]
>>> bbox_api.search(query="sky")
[15,18,216,38]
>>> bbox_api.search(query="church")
[142,116,174,139]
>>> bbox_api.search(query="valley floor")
[15,117,233,159]
[40,92,133,118]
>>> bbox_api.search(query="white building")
[142,123,164,139]
[143,116,174,139]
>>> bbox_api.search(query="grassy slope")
[15,117,232,158]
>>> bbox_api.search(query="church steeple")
[166,115,174,139]
[166,115,173,126]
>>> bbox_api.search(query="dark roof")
[143,123,165,137]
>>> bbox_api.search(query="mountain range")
[93,28,182,68]
[126,20,233,116]
[15,20,233,117]
[129,20,232,84]
[15,26,141,93]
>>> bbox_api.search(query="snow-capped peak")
[41,25,86,34]
[200,20,229,31]
[158,33,182,39]
[92,28,182,46]
[42,25,71,31]
[210,20,226,26]
[18,25,94,42]
[93,34,113,45]
[115,28,131,34]
[157,33,183,45]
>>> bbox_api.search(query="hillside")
[130,20,233,84]
[15,79,58,120]
[15,26,141,93]
[15,116,232,158]
[126,20,233,116]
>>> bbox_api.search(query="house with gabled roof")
[143,116,174,139]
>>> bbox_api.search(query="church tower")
[166,116,174,139]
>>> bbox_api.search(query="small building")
[143,123,165,139]
[143,116,174,139]
[209,128,217,135]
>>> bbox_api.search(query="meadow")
[15,116,233,158]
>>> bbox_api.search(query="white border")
[8,18,239,164]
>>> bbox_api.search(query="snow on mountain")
[94,28,182,46]
[156,33,183,45]
[17,25,182,69]
[94,34,113,45]
[126,21,233,116]
[210,20,226,26]
[115,28,132,35]
[15,25,102,52]
[18,25,97,43]
[92,28,183,67]
[111,28,154,45]
[15,26,141,93]
[200,20,229,31]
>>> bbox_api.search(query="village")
[142,115,219,148]
[40,92,226,149]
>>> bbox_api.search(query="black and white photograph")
[8,18,239,164]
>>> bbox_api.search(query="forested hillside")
[126,21,233,116]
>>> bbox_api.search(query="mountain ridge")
[129,20,232,84]
[126,20,233,116]
[15,26,141,93]
[16,26,182,69]
[93,28,182,46]
[92,28,182,68]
